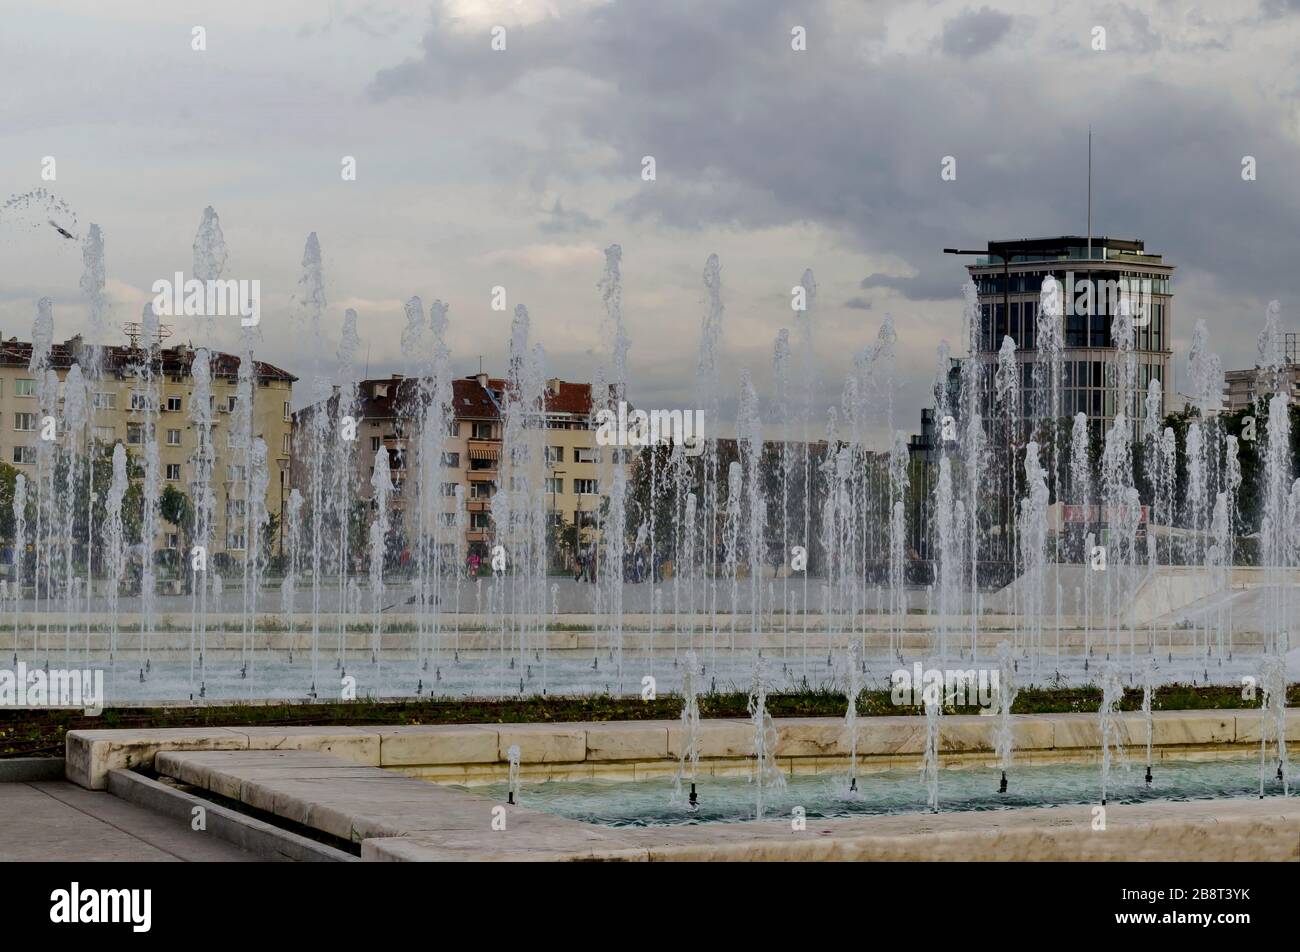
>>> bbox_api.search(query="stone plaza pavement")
[0,779,256,862]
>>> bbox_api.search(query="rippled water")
[455,757,1286,826]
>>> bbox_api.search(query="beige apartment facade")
[0,335,295,559]
[294,372,609,565]
[1223,364,1300,412]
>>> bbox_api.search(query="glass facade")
[968,244,1174,435]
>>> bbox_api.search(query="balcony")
[465,529,489,543]
[467,499,490,513]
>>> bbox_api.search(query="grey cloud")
[539,198,602,234]
[844,296,873,310]
[368,0,1300,383]
[860,273,964,302]
[941,7,1014,59]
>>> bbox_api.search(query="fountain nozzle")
[688,783,698,808]
[507,791,515,805]
[999,771,1007,794]
[1145,765,1152,785]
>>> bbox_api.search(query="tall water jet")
[11,474,25,665]
[506,744,521,805]
[598,246,630,685]
[423,300,454,682]
[772,330,795,663]
[30,299,55,665]
[188,348,216,698]
[369,445,393,677]
[933,456,956,659]
[246,437,270,683]
[60,364,88,664]
[333,307,362,689]
[994,639,1018,792]
[1141,658,1156,784]
[137,303,161,673]
[1018,442,1049,671]
[290,233,329,682]
[888,431,909,657]
[724,460,743,668]
[795,270,817,666]
[282,488,303,688]
[1259,654,1289,797]
[1098,662,1126,805]
[673,649,702,809]
[103,444,128,669]
[920,672,941,813]
[746,657,784,819]
[1034,275,1066,648]
[841,641,862,795]
[737,370,765,650]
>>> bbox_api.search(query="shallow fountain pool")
[453,757,1287,826]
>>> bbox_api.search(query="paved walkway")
[0,781,257,861]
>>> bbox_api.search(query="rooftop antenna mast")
[1086,127,1093,259]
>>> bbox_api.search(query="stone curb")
[107,768,357,863]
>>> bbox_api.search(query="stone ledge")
[67,728,250,790]
[66,709,1300,789]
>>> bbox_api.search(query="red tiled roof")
[0,337,296,382]
[298,373,601,424]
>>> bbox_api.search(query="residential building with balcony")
[0,334,296,559]
[293,371,609,563]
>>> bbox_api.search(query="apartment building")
[294,371,608,562]
[965,236,1175,440]
[1222,334,1300,411]
[0,334,296,557]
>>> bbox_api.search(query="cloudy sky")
[3,0,1299,439]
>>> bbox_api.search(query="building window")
[166,395,182,412]
[282,433,291,453]
[15,379,35,397]
[545,477,564,494]
[166,428,182,446]
[470,512,490,529]
[545,445,564,463]
[226,531,246,551]
[283,401,291,421]
[166,532,179,548]
[93,426,114,443]
[438,512,456,527]
[574,478,598,495]
[446,421,459,437]
[93,392,117,410]
[371,436,381,452]
[166,463,181,481]
[12,445,34,464]
[441,482,458,497]
[14,413,36,432]
[575,447,598,464]
[127,423,143,444]
[442,452,460,468]
[472,422,493,440]
[130,391,151,411]
[470,482,492,499]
